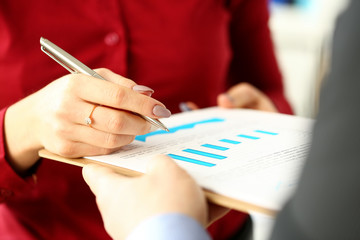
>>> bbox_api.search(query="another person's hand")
[4,69,171,173]
[83,155,208,240]
[217,82,278,112]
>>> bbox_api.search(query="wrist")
[4,95,42,173]
[127,213,210,240]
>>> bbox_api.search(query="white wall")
[269,0,349,117]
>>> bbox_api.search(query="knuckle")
[94,68,109,76]
[53,104,67,120]
[56,141,76,157]
[61,76,83,101]
[120,76,136,87]
[125,135,135,145]
[101,147,115,155]
[53,122,69,137]
[137,98,149,113]
[107,114,125,132]
[113,87,127,106]
[63,75,78,92]
[104,133,119,148]
[138,122,151,135]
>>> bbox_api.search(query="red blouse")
[0,0,291,239]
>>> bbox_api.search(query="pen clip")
[41,46,77,74]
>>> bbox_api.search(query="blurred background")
[251,1,349,239]
[268,0,349,118]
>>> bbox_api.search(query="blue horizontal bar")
[183,149,227,159]
[237,134,260,140]
[201,144,229,151]
[254,130,279,135]
[219,139,241,144]
[168,154,215,167]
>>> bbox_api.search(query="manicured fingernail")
[153,105,171,118]
[132,85,154,96]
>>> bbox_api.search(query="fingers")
[47,122,133,157]
[71,74,171,119]
[147,155,175,173]
[94,68,136,88]
[146,155,187,178]
[67,102,151,135]
[38,70,165,160]
[217,83,260,108]
[96,69,154,97]
[82,154,208,234]
[217,93,235,108]
[90,106,151,135]
[217,83,277,112]
[64,125,136,149]
[82,164,128,195]
[48,140,121,158]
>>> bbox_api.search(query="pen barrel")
[40,37,96,76]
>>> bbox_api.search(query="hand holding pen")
[40,38,170,131]
[37,37,171,157]
[33,38,171,157]
[3,37,172,172]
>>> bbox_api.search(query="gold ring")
[85,105,98,128]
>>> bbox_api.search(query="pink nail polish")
[132,85,154,96]
[153,105,171,118]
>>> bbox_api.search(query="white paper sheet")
[86,107,314,211]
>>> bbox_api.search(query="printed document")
[85,107,314,212]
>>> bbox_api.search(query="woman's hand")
[217,82,278,112]
[4,68,171,173]
[180,83,277,113]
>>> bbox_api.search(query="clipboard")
[39,148,277,216]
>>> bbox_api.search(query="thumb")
[82,164,125,194]
[146,155,188,181]
[146,154,178,174]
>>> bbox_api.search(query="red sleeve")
[0,107,36,203]
[227,0,293,114]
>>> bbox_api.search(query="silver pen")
[40,37,169,132]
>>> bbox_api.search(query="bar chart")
[135,118,280,167]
